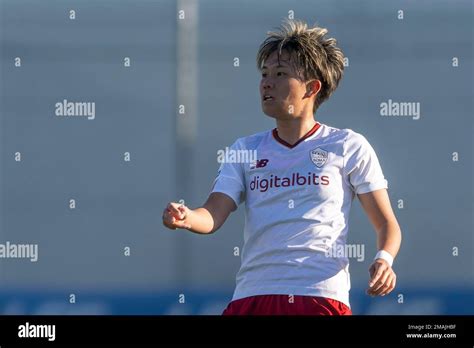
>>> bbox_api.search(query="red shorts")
[222,295,352,315]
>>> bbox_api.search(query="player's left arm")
[357,188,402,297]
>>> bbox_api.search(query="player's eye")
[277,72,285,76]
[261,73,267,77]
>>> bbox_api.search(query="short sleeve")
[210,139,246,207]
[343,131,388,195]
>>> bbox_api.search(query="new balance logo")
[250,159,269,169]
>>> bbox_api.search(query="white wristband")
[374,250,394,267]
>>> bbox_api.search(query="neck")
[275,117,318,146]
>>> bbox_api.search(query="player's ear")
[306,79,321,97]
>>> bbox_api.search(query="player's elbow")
[202,192,236,234]
[207,211,227,234]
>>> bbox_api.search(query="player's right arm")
[162,192,237,234]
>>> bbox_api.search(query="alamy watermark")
[55,99,95,120]
[380,99,420,120]
[325,243,365,262]
[18,322,55,341]
[0,241,38,262]
[217,147,257,164]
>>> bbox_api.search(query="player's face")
[260,50,314,119]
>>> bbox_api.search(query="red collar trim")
[272,122,321,149]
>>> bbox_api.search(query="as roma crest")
[310,147,328,168]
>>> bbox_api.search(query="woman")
[163,19,402,315]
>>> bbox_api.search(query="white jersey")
[211,122,388,308]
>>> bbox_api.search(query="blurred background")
[0,0,472,314]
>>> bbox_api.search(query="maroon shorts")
[222,295,352,315]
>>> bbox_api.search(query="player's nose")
[261,76,274,89]
[261,83,274,95]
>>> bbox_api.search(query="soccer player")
[163,19,402,315]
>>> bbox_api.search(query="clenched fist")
[162,202,192,230]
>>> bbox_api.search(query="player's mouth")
[263,95,275,102]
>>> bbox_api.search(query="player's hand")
[162,202,192,230]
[366,259,396,297]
